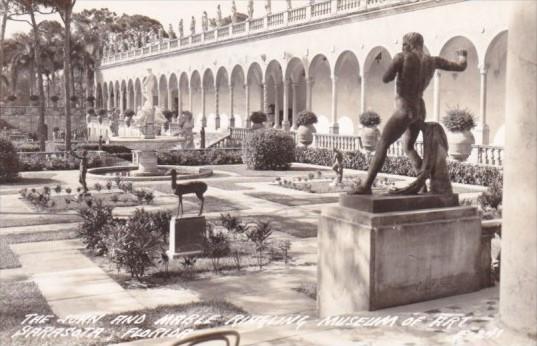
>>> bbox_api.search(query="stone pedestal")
[318,194,482,317]
[132,150,159,176]
[167,216,206,259]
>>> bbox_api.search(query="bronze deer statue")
[171,169,208,217]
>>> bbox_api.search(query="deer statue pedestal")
[167,216,206,259]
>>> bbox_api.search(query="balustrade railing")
[288,7,308,22]
[312,0,332,17]
[249,18,265,31]
[474,144,503,167]
[204,30,215,41]
[337,0,361,11]
[101,0,431,66]
[268,12,285,27]
[218,26,230,38]
[232,22,246,34]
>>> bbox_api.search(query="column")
[306,77,313,110]
[189,85,193,114]
[215,83,220,130]
[274,82,281,129]
[330,75,339,135]
[261,82,268,114]
[283,79,290,131]
[178,87,183,114]
[126,88,131,111]
[476,66,490,144]
[201,86,207,128]
[499,0,537,336]
[292,82,298,129]
[245,83,251,128]
[229,83,235,128]
[108,90,113,110]
[360,75,366,114]
[167,85,173,111]
[433,71,441,121]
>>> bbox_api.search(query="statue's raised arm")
[434,49,468,72]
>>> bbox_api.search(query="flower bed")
[158,149,242,166]
[294,147,502,187]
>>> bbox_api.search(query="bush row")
[19,153,104,171]
[294,147,503,187]
[158,149,243,166]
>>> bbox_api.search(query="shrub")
[110,194,119,203]
[203,223,230,273]
[70,95,78,102]
[246,221,273,270]
[296,111,318,126]
[144,191,154,204]
[105,181,113,190]
[478,180,503,209]
[442,106,476,132]
[87,108,96,116]
[0,138,19,182]
[124,109,135,117]
[29,95,39,101]
[219,213,246,239]
[249,111,267,124]
[294,147,502,187]
[359,111,381,127]
[65,187,72,194]
[7,95,16,101]
[162,109,174,121]
[158,149,242,166]
[78,199,118,255]
[93,182,103,192]
[50,95,59,102]
[242,129,295,170]
[86,96,95,102]
[54,184,62,193]
[98,109,107,116]
[105,209,166,280]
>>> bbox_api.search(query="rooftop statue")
[351,32,467,195]
[217,5,222,26]
[190,16,196,35]
[231,0,237,23]
[265,0,272,15]
[168,24,177,39]
[178,19,184,38]
[202,11,209,31]
[248,0,254,18]
[287,0,292,10]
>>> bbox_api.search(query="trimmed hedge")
[158,149,243,166]
[242,129,295,170]
[294,147,502,187]
[19,153,104,171]
[0,139,19,182]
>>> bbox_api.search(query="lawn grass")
[245,191,338,207]
[0,229,79,270]
[1,280,246,346]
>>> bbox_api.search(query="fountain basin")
[88,165,213,182]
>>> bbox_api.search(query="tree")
[43,0,76,151]
[0,0,17,101]
[10,0,55,151]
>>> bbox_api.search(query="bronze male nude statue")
[353,32,468,194]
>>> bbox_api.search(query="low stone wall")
[0,106,85,138]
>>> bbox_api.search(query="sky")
[5,0,312,38]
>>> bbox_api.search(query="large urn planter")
[441,107,477,162]
[249,111,267,130]
[297,124,316,147]
[447,130,475,161]
[360,126,381,152]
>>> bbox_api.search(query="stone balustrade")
[101,0,428,66]
[224,128,504,167]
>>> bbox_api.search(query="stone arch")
[190,70,202,127]
[285,57,307,127]
[120,80,127,112]
[265,60,284,127]
[96,83,103,109]
[158,74,168,109]
[247,62,264,114]
[216,67,230,129]
[169,73,178,111]
[334,50,361,134]
[484,30,508,144]
[309,54,332,132]
[202,68,217,130]
[231,65,246,126]
[363,46,393,127]
[127,79,134,110]
[179,72,190,112]
[439,36,480,125]
[134,78,142,111]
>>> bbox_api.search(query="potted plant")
[359,111,381,152]
[70,95,78,107]
[50,95,59,107]
[124,109,135,126]
[97,109,107,124]
[249,111,267,130]
[296,111,318,147]
[29,95,39,106]
[441,106,476,161]
[86,96,95,107]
